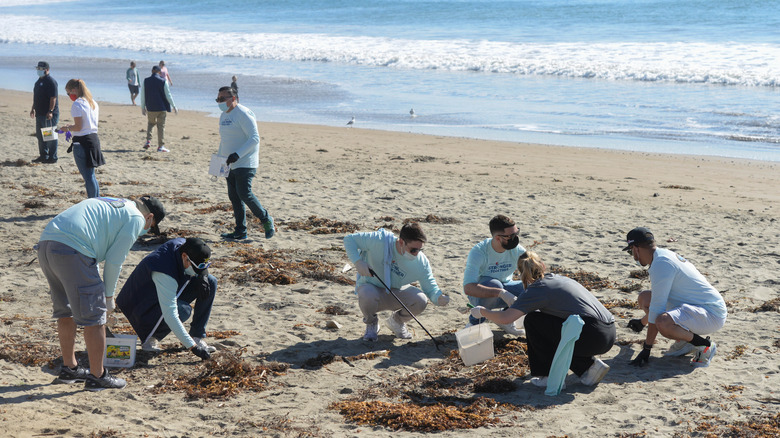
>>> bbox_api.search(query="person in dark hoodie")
[116,237,217,360]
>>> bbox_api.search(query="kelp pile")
[229,247,354,286]
[403,214,462,224]
[152,349,289,400]
[0,334,60,367]
[283,215,360,234]
[549,266,615,290]
[692,412,780,437]
[752,297,780,312]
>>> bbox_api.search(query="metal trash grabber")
[367,267,441,351]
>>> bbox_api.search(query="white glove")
[354,260,372,277]
[499,289,517,306]
[470,306,486,319]
[106,296,115,313]
[174,107,179,115]
[436,295,450,306]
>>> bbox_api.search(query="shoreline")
[1,87,778,437]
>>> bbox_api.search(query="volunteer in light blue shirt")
[463,215,526,335]
[623,227,726,368]
[37,196,165,390]
[343,223,451,341]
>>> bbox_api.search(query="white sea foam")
[1,15,778,87]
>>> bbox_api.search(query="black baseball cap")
[622,227,655,252]
[180,238,212,274]
[140,196,166,234]
[36,61,50,70]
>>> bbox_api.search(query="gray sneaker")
[56,365,89,384]
[84,369,127,391]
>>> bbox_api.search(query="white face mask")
[402,251,417,261]
[184,266,197,277]
[37,70,45,77]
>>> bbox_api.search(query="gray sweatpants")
[357,283,428,324]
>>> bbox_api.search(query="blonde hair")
[518,251,546,288]
[65,79,96,110]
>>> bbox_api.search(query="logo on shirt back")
[96,197,127,208]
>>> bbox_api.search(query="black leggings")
[525,312,616,377]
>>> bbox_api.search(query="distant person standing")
[126,61,140,105]
[60,79,105,198]
[215,86,275,240]
[159,60,172,86]
[30,61,59,163]
[141,65,177,152]
[230,75,238,95]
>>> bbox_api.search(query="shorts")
[667,303,725,335]
[128,84,139,94]
[38,240,107,326]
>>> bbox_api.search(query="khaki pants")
[146,111,167,147]
[357,283,428,324]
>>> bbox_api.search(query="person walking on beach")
[141,65,177,152]
[60,79,105,198]
[230,75,238,95]
[116,237,217,360]
[343,223,451,341]
[216,86,275,240]
[623,227,726,368]
[37,196,166,391]
[30,61,59,163]
[470,251,615,387]
[126,61,140,105]
[159,60,172,86]
[463,215,526,335]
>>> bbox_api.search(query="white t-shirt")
[70,98,99,136]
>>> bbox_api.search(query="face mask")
[402,251,417,261]
[184,266,197,277]
[218,102,229,112]
[37,70,45,77]
[69,93,78,102]
[141,228,150,236]
[635,259,645,267]
[501,235,520,250]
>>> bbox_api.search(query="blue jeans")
[152,274,217,340]
[468,276,525,326]
[73,143,99,198]
[35,114,59,160]
[226,167,269,235]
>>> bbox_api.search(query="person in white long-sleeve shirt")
[343,223,451,341]
[623,227,726,368]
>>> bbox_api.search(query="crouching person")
[117,237,217,360]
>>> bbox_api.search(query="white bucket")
[104,334,137,368]
[455,323,494,366]
[40,124,57,142]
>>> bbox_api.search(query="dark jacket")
[143,74,171,112]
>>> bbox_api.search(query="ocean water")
[1,0,779,161]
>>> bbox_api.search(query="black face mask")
[501,235,520,250]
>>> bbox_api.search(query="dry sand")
[0,88,778,437]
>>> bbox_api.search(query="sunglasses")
[215,96,234,103]
[408,247,422,255]
[186,254,211,270]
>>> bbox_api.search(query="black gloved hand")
[627,318,646,333]
[226,153,239,165]
[630,345,651,367]
[191,345,211,360]
[195,271,211,302]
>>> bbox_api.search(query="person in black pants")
[470,251,616,387]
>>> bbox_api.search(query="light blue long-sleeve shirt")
[151,271,195,348]
[39,197,146,297]
[343,230,442,303]
[217,104,260,170]
[462,238,525,285]
[647,248,727,324]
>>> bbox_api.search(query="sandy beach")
[1,87,778,437]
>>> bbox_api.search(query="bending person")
[117,237,217,360]
[344,223,451,341]
[471,251,615,387]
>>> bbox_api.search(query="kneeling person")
[117,237,217,360]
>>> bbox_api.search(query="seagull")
[410,108,416,118]
[347,116,355,127]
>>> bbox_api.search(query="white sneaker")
[664,340,696,357]
[498,321,525,337]
[157,146,170,152]
[193,337,217,354]
[580,358,610,386]
[385,315,412,339]
[529,376,565,389]
[691,340,717,368]
[142,337,161,352]
[363,321,379,341]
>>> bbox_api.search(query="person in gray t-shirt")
[471,251,616,387]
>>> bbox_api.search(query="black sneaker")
[56,365,89,384]
[84,369,127,391]
[220,231,247,240]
